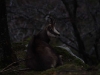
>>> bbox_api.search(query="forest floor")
[1,40,100,75]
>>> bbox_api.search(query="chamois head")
[46,17,60,37]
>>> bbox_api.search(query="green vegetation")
[0,39,100,75]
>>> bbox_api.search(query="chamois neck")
[35,29,50,43]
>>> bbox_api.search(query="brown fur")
[25,26,63,71]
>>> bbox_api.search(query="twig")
[0,62,17,72]
[0,67,31,73]
[0,67,13,73]
[0,59,25,72]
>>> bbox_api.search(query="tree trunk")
[61,0,88,64]
[0,0,18,68]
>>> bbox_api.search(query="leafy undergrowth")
[1,63,100,75]
[1,41,100,75]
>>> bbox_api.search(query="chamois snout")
[46,24,60,37]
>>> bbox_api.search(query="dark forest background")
[0,0,100,75]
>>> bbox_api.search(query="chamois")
[25,18,63,71]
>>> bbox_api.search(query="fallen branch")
[0,67,31,73]
[0,59,25,72]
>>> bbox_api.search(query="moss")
[11,37,31,51]
[0,71,18,75]
[11,42,26,51]
[21,71,42,75]
[8,39,100,75]
[54,47,84,64]
[40,68,56,75]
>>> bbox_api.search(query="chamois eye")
[50,27,52,30]
[48,26,52,31]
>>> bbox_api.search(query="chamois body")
[25,26,62,71]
